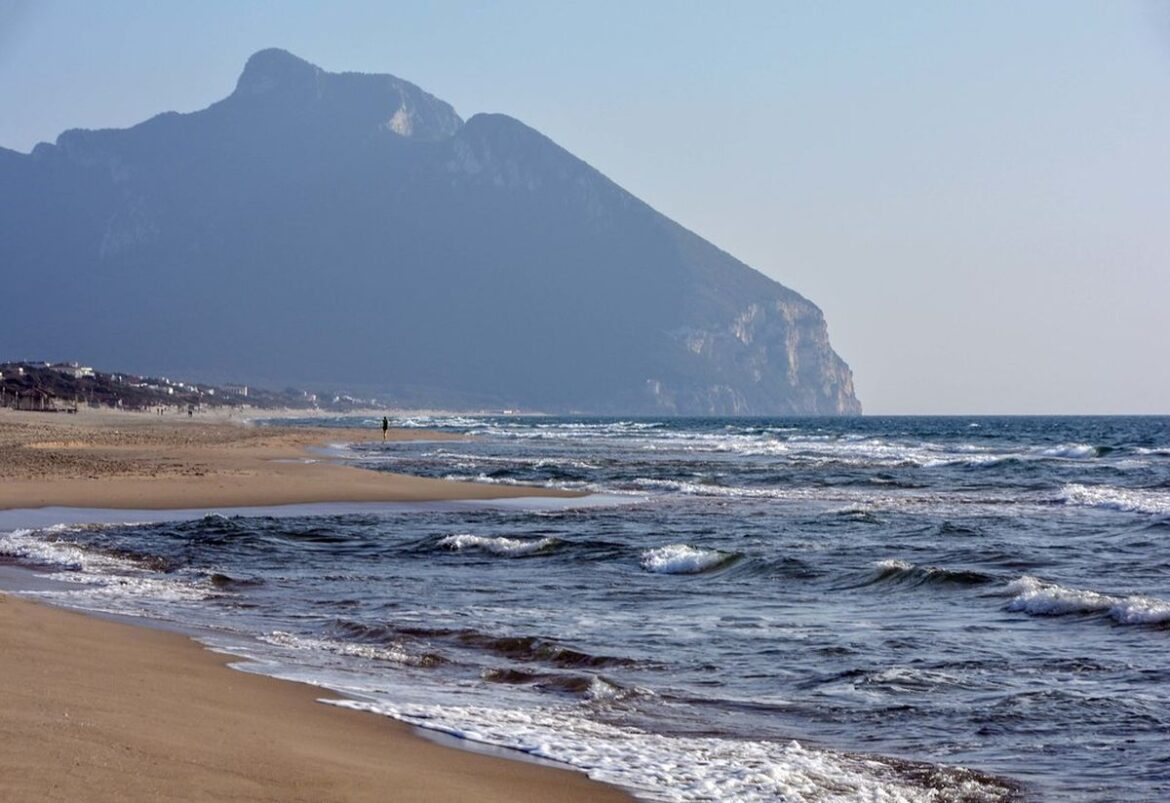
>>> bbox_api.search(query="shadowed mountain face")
[0,49,860,415]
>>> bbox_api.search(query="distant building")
[51,362,95,379]
[13,388,56,411]
[224,385,249,397]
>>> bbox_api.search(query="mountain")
[0,49,860,415]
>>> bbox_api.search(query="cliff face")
[0,49,861,415]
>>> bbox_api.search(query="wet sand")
[0,595,631,802]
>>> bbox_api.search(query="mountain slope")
[0,49,860,415]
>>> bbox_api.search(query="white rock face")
[664,299,860,415]
[387,106,414,137]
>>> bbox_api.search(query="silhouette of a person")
[382,416,389,441]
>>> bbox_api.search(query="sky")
[2,0,1168,414]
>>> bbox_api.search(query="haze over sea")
[3,415,1168,801]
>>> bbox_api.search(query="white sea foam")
[1036,443,1098,459]
[630,480,1039,518]
[0,527,139,573]
[631,478,823,499]
[867,666,962,690]
[260,630,426,666]
[0,526,212,610]
[584,675,636,703]
[920,454,1006,469]
[38,575,211,604]
[414,450,600,472]
[438,534,559,556]
[391,415,487,429]
[1006,576,1170,625]
[639,544,732,574]
[1058,484,1170,515]
[327,697,1010,803]
[438,472,588,493]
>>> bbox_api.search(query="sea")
[2,415,1168,802]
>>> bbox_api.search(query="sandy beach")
[0,408,627,802]
[0,407,581,510]
[0,595,631,802]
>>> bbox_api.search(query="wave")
[386,624,638,670]
[439,472,585,492]
[629,478,807,499]
[453,632,637,669]
[259,630,443,667]
[626,481,1034,517]
[866,559,995,588]
[1005,576,1170,625]
[390,415,488,430]
[207,572,265,590]
[41,574,211,606]
[0,526,152,573]
[329,697,1018,803]
[480,667,602,696]
[1058,484,1170,515]
[0,526,215,611]
[1035,443,1104,459]
[413,449,600,472]
[437,534,561,557]
[639,544,739,575]
[480,669,645,703]
[920,454,1008,469]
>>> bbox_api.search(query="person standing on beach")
[382,416,389,441]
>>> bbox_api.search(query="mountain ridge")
[0,49,860,415]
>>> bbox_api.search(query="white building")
[51,362,95,379]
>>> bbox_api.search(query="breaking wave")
[640,544,739,574]
[329,697,1018,803]
[437,534,561,556]
[260,630,443,667]
[1036,443,1104,459]
[867,559,995,588]
[1058,484,1170,515]
[1005,576,1170,625]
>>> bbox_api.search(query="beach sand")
[0,408,627,801]
[0,595,631,802]
[0,407,581,510]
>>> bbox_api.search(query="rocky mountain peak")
[234,48,322,97]
[227,49,462,141]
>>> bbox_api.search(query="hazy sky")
[2,0,1168,414]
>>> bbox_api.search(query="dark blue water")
[3,416,1168,801]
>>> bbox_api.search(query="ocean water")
[3,415,1169,801]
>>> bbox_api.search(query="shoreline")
[0,409,630,801]
[0,407,582,511]
[0,591,633,802]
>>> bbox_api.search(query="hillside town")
[0,361,372,413]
